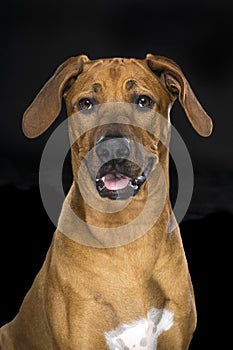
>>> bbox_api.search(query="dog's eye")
[137,95,153,109]
[78,98,94,111]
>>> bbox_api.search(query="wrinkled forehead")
[74,57,165,96]
[82,57,150,78]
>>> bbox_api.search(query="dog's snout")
[96,136,130,163]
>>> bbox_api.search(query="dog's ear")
[22,55,89,138]
[146,53,213,137]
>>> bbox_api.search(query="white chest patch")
[105,308,174,350]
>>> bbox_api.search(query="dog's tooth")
[129,181,138,190]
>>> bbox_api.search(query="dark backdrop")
[0,0,232,348]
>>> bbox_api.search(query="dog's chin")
[95,157,155,200]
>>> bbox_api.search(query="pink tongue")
[104,172,131,190]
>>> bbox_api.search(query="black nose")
[96,136,130,163]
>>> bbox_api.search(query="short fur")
[0,54,212,349]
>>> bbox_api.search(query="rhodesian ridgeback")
[0,54,213,349]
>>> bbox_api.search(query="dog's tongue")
[104,171,131,190]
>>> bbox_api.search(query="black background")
[0,0,233,348]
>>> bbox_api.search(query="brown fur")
[0,54,212,349]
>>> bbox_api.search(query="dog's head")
[22,54,213,201]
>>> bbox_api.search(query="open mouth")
[96,157,155,200]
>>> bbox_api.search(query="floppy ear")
[146,53,213,137]
[22,55,89,138]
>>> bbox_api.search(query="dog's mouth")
[95,157,155,200]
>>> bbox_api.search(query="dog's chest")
[105,307,173,350]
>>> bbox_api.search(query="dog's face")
[64,58,172,200]
[22,54,213,201]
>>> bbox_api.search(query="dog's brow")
[126,79,137,90]
[92,83,102,93]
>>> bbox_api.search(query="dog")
[0,54,212,349]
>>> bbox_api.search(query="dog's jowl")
[0,54,213,349]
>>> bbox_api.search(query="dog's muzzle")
[94,136,155,200]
